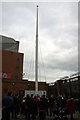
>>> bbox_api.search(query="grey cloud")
[39,3,78,50]
[1,2,78,83]
[44,48,78,71]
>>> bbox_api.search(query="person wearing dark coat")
[2,92,13,120]
[49,95,55,116]
[42,95,48,116]
[12,94,20,119]
[62,94,67,108]
[33,96,38,119]
[39,96,46,120]
[25,94,35,120]
[25,94,31,120]
[56,95,63,109]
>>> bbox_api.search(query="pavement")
[72,111,80,119]
[11,111,80,120]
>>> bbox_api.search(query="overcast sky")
[0,2,78,83]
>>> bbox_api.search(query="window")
[15,75,19,79]
[16,66,19,70]
[16,58,20,62]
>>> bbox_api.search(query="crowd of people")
[2,92,80,120]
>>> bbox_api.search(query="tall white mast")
[35,5,39,94]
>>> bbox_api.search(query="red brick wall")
[2,50,49,97]
[2,79,28,96]
[2,50,24,80]
[2,79,49,97]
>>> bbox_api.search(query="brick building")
[48,74,80,98]
[1,35,48,97]
[2,50,24,96]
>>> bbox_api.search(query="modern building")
[0,35,24,96]
[0,35,19,52]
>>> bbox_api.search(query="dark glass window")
[16,58,20,62]
[16,66,19,70]
[15,75,19,79]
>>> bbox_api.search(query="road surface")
[11,111,80,120]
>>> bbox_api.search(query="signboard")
[3,73,7,78]
[0,73,11,78]
[25,90,46,97]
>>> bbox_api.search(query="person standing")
[39,96,46,120]
[2,92,13,120]
[25,94,35,120]
[67,96,75,120]
[49,94,55,117]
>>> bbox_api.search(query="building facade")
[1,35,48,97]
[2,50,24,96]
[0,35,19,52]
[48,75,80,99]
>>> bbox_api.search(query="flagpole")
[35,5,39,95]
